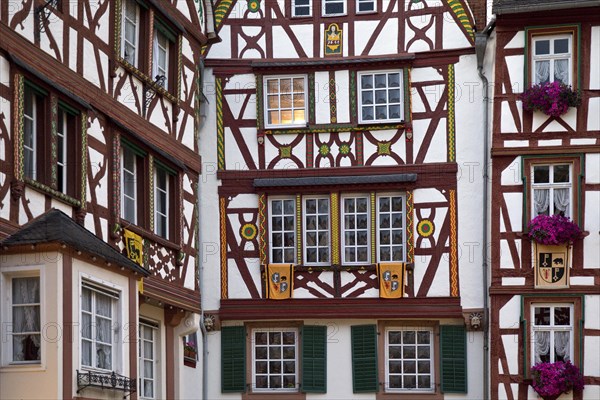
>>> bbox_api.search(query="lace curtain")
[12,277,41,361]
[554,188,570,217]
[534,331,550,364]
[534,189,550,215]
[555,331,571,361]
[554,59,569,84]
[534,331,571,363]
[95,293,113,370]
[535,61,550,84]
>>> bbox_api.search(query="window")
[303,197,330,265]
[377,195,405,262]
[322,0,345,16]
[357,0,376,13]
[154,167,170,239]
[532,164,571,217]
[342,196,370,264]
[292,0,311,17]
[532,34,572,85]
[264,76,307,128]
[10,277,41,363]
[139,321,158,399]
[152,29,169,87]
[358,71,403,123]
[122,0,140,66]
[252,328,298,391]
[385,328,434,392]
[23,86,39,181]
[269,198,296,263]
[121,145,140,224]
[531,304,573,364]
[81,281,119,371]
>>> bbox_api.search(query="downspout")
[197,57,209,400]
[475,17,495,400]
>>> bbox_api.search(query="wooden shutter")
[301,325,327,393]
[221,326,246,393]
[351,325,378,393]
[440,325,467,393]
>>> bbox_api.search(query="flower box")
[530,361,583,400]
[521,82,581,118]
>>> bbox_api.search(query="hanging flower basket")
[530,361,584,400]
[521,82,581,118]
[528,214,581,246]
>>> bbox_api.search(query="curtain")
[12,278,41,361]
[554,331,571,361]
[534,189,550,215]
[554,60,569,84]
[535,60,550,84]
[554,188,570,217]
[95,293,113,370]
[534,331,551,364]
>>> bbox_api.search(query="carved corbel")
[10,180,25,202]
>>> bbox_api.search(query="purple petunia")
[521,82,582,118]
[531,361,584,398]
[528,214,581,245]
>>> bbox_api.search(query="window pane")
[13,277,40,304]
[554,38,569,54]
[534,307,550,325]
[96,344,112,369]
[533,166,549,183]
[553,165,570,183]
[361,91,373,105]
[361,75,373,89]
[554,59,569,84]
[280,79,291,93]
[267,79,279,94]
[535,39,550,55]
[554,331,570,361]
[554,307,571,325]
[535,60,550,84]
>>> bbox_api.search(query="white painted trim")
[268,196,297,264]
[357,70,404,124]
[263,75,308,129]
[250,328,299,392]
[375,193,407,263]
[340,194,371,265]
[302,195,331,266]
[291,0,312,17]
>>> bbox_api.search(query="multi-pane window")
[56,109,68,193]
[359,71,403,123]
[532,35,572,85]
[386,328,434,392]
[342,196,370,264]
[532,304,573,364]
[139,321,157,399]
[122,0,139,66]
[253,329,298,391]
[357,0,376,13]
[264,76,307,128]
[152,29,169,87]
[270,199,296,263]
[23,86,38,180]
[377,195,405,262]
[303,197,330,265]
[532,164,571,217]
[121,146,138,224]
[81,283,116,371]
[154,167,169,239]
[11,277,41,363]
[292,0,311,17]
[322,0,346,16]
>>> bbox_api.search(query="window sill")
[115,57,179,104]
[118,220,181,252]
[183,356,197,368]
[243,391,305,400]
[23,178,81,207]
[0,363,45,373]
[376,392,443,400]
[261,122,405,135]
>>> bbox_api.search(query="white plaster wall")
[69,28,78,71]
[354,20,379,56]
[39,18,64,62]
[501,335,519,375]
[207,26,232,59]
[585,154,600,184]
[20,188,46,225]
[503,193,523,232]
[272,26,299,59]
[175,313,202,399]
[442,12,472,49]
[583,190,600,269]
[335,71,350,124]
[8,3,35,43]
[423,120,447,163]
[590,26,600,90]
[290,24,314,57]
[315,71,331,124]
[149,100,173,131]
[499,296,521,329]
[368,19,399,56]
[504,31,525,49]
[588,97,600,132]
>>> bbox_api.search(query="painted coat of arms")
[325,23,342,56]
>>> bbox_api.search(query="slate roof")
[0,209,149,276]
[493,0,600,14]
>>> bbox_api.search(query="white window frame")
[532,34,572,85]
[251,328,299,392]
[268,197,296,264]
[139,320,159,399]
[322,0,346,16]
[154,167,170,239]
[302,196,330,266]
[356,0,376,14]
[376,193,406,263]
[121,146,138,224]
[292,0,312,17]
[57,108,68,194]
[23,86,37,181]
[341,194,371,265]
[80,276,121,373]
[385,327,435,393]
[0,267,44,367]
[122,0,140,66]
[152,28,169,87]
[531,304,574,365]
[264,75,308,129]
[358,70,404,124]
[531,163,572,217]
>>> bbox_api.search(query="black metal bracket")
[34,0,59,34]
[76,370,136,399]
[144,75,167,113]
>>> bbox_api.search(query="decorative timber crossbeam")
[76,370,136,398]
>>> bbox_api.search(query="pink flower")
[528,214,581,245]
[521,82,581,118]
[531,361,584,397]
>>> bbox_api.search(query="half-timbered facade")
[0,1,215,398]
[488,1,600,399]
[202,0,488,398]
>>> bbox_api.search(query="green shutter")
[221,326,246,393]
[351,325,378,393]
[440,325,467,393]
[301,325,327,393]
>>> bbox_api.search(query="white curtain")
[554,60,569,84]
[534,331,550,364]
[553,188,570,217]
[95,293,112,370]
[534,189,550,215]
[536,60,550,84]
[554,331,571,361]
[12,278,40,361]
